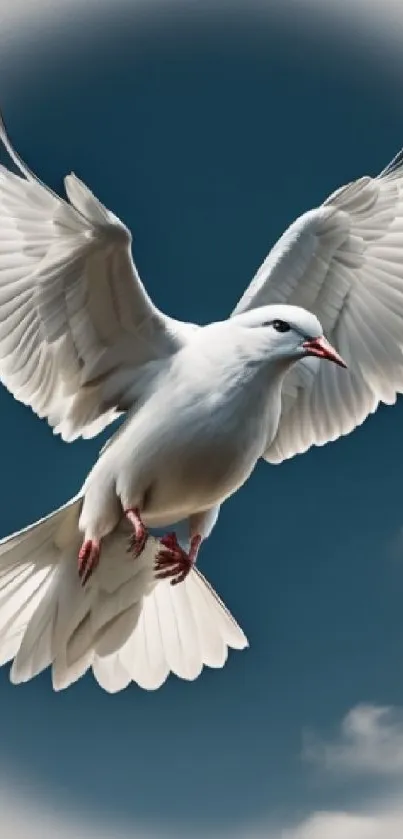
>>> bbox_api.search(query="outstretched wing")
[0,113,193,441]
[232,151,403,463]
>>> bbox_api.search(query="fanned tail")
[0,498,248,692]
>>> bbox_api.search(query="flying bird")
[0,113,401,694]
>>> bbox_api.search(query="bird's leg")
[154,532,202,587]
[125,507,148,558]
[78,538,101,586]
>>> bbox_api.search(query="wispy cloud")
[0,780,135,839]
[303,704,403,776]
[277,806,403,839]
[284,705,403,837]
[244,703,403,838]
[5,781,403,839]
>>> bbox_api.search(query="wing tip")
[379,147,403,179]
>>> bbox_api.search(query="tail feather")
[52,648,94,692]
[193,570,247,651]
[6,568,55,677]
[10,535,78,685]
[182,572,227,669]
[0,626,25,668]
[92,654,131,694]
[121,604,171,690]
[94,603,143,659]
[10,583,56,684]
[148,579,202,681]
[0,496,248,692]
[154,579,203,681]
[0,496,82,669]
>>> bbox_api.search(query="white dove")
[0,113,401,694]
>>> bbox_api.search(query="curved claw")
[127,529,148,559]
[154,533,192,586]
[125,507,148,559]
[78,539,100,586]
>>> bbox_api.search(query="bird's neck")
[184,326,293,447]
[193,323,295,393]
[217,356,288,456]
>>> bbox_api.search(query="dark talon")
[127,529,147,558]
[154,532,193,586]
[160,532,178,549]
[125,508,148,559]
[78,539,100,586]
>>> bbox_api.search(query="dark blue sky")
[1,3,403,836]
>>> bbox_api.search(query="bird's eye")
[271,319,291,333]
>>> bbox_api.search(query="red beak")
[302,336,347,368]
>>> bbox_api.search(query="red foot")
[154,532,201,587]
[125,508,148,558]
[78,539,101,586]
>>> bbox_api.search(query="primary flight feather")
[0,109,400,692]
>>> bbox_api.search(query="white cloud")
[5,707,403,839]
[277,807,403,839]
[303,704,403,776]
[275,705,403,837]
[0,779,137,839]
[4,781,403,839]
[0,704,401,839]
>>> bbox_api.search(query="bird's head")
[231,304,347,368]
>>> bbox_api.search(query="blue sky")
[1,2,403,838]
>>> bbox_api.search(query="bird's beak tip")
[302,336,347,368]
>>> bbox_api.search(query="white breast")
[81,337,285,532]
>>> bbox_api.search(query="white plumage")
[0,111,402,692]
[0,497,246,692]
[234,168,403,462]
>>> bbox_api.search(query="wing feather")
[0,114,192,440]
[233,152,403,462]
